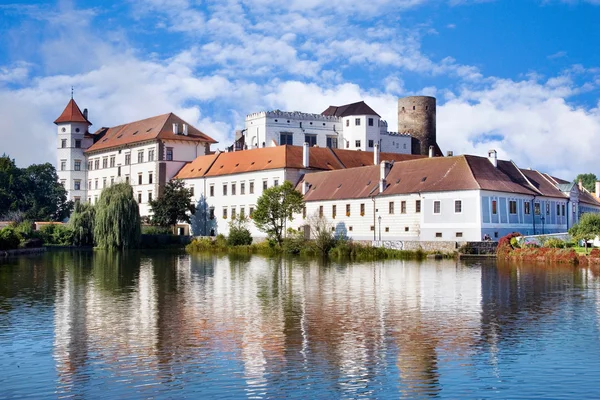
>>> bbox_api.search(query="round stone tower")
[397,96,436,156]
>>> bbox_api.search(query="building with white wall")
[240,101,411,155]
[55,98,217,215]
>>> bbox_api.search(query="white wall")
[56,121,92,202]
[379,133,411,154]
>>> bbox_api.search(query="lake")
[1,250,599,399]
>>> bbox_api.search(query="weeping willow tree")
[69,202,95,246]
[94,183,141,249]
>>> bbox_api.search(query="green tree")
[149,179,195,233]
[227,215,253,246]
[569,213,600,253]
[252,181,304,246]
[21,163,72,221]
[0,155,22,215]
[574,173,597,193]
[94,183,141,249]
[69,202,95,246]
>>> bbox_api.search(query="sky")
[1,0,599,180]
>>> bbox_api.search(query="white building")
[55,98,217,215]
[240,101,411,154]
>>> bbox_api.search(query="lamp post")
[541,216,545,235]
[378,215,382,241]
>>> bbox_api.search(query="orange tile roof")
[86,113,217,153]
[54,99,91,125]
[332,149,424,168]
[173,153,219,179]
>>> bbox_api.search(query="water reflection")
[1,252,600,398]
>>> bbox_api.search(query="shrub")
[15,220,34,239]
[0,227,21,250]
[70,202,95,246]
[39,224,74,246]
[509,237,521,249]
[22,238,43,248]
[215,234,227,249]
[544,238,566,248]
[497,232,522,256]
[142,225,172,235]
[458,243,475,254]
[227,216,253,246]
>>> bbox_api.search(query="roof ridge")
[535,169,568,197]
[517,167,546,196]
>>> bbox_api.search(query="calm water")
[1,251,600,399]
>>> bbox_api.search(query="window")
[249,207,254,218]
[75,140,81,148]
[401,201,406,214]
[148,192,152,202]
[435,232,443,238]
[231,183,236,195]
[103,178,106,188]
[263,180,268,191]
[305,135,317,147]
[389,202,394,214]
[60,160,66,171]
[274,179,279,187]
[125,154,131,165]
[525,202,531,215]
[355,118,360,126]
[249,181,254,194]
[355,140,361,148]
[88,180,91,190]
[534,202,541,215]
[117,166,121,177]
[368,140,374,148]
[209,208,215,220]
[368,118,374,126]
[349,226,353,231]
[166,147,173,161]
[148,149,155,162]
[232,208,237,219]
[509,200,517,214]
[319,205,323,217]
[110,156,115,168]
[110,177,114,185]
[385,227,389,233]
[95,179,98,189]
[74,160,81,171]
[456,232,463,238]
[371,226,375,231]
[360,203,365,216]
[326,137,338,149]
[74,180,81,190]
[210,185,214,197]
[223,208,228,219]
[61,139,67,148]
[138,151,144,164]
[346,141,349,149]
[562,204,566,216]
[102,158,108,169]
[95,159,100,169]
[240,207,245,219]
[60,180,66,187]
[546,203,550,215]
[557,204,560,216]
[346,204,351,216]
[88,161,92,170]
[405,227,409,232]
[74,197,80,204]
[148,173,153,184]
[280,132,293,145]
[492,200,498,215]
[138,174,143,185]
[332,205,336,219]
[138,193,142,203]
[346,119,349,127]
[455,200,462,213]
[433,201,441,214]
[223,184,228,196]
[94,196,98,204]
[416,200,421,213]
[241,182,245,195]
[125,175,129,184]
[189,186,194,196]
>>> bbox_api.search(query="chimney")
[428,145,434,158]
[374,142,380,165]
[182,124,188,136]
[379,161,392,193]
[488,149,497,168]
[303,142,309,168]
[579,179,583,191]
[83,108,88,120]
[446,150,453,157]
[302,181,309,195]
[596,181,600,198]
[172,123,179,134]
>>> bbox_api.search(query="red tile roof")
[54,99,91,125]
[300,165,381,202]
[174,153,220,179]
[85,113,217,153]
[331,149,424,168]
[321,101,381,117]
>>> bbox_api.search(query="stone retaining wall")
[372,240,498,254]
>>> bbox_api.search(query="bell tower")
[54,97,92,203]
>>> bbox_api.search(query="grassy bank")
[186,235,429,261]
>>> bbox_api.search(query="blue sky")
[1,0,599,180]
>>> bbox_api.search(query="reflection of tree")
[190,194,217,236]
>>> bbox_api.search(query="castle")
[55,96,600,241]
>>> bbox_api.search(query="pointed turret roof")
[54,98,92,125]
